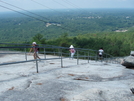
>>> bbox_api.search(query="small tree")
[31,33,46,44]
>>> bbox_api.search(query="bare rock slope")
[0,54,134,101]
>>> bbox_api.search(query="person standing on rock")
[98,47,104,60]
[29,42,41,60]
[69,45,76,59]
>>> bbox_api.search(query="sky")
[0,0,134,12]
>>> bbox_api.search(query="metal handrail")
[0,43,121,73]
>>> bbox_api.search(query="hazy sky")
[0,0,134,12]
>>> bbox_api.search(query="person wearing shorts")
[98,48,104,59]
[69,45,76,59]
[29,42,41,60]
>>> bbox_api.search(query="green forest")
[0,8,134,57]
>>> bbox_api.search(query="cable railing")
[0,43,121,73]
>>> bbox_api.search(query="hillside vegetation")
[0,8,134,56]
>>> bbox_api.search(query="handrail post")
[89,51,91,60]
[25,48,27,61]
[58,48,60,58]
[35,59,38,73]
[84,52,86,59]
[60,48,63,68]
[44,48,46,59]
[106,54,108,63]
[88,51,90,63]
[77,50,79,65]
[54,51,55,55]
[96,51,98,62]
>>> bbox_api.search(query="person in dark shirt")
[98,47,104,59]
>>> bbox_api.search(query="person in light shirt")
[98,47,104,59]
[69,45,76,59]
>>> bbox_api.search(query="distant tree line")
[19,29,134,57]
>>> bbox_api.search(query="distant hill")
[0,8,134,42]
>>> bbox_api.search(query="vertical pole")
[60,48,63,68]
[88,51,89,63]
[106,54,108,63]
[77,50,79,65]
[96,51,98,62]
[84,52,86,60]
[44,48,46,59]
[89,52,92,60]
[35,59,38,73]
[25,48,27,61]
[59,48,60,58]
[54,51,55,55]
